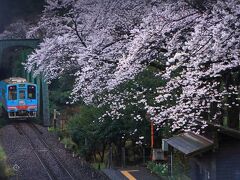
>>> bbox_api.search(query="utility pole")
[146,112,155,161]
[150,121,155,161]
[151,121,154,149]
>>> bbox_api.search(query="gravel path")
[0,123,109,180]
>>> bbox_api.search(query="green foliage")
[107,66,165,107]
[67,105,106,160]
[49,75,82,118]
[91,162,106,170]
[147,161,168,176]
[61,137,78,150]
[0,148,6,161]
[16,49,33,77]
[0,47,33,79]
[0,146,13,178]
[47,126,57,132]
[63,66,169,163]
[147,152,190,180]
[54,61,170,164]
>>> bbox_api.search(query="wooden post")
[60,119,63,130]
[121,147,126,168]
[53,109,57,128]
[146,112,155,161]
[108,145,113,168]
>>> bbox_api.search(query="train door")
[18,88,26,106]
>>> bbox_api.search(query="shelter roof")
[167,132,214,157]
[210,123,240,139]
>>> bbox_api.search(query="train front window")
[28,85,36,99]
[19,90,25,99]
[8,86,17,100]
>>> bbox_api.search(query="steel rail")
[28,122,75,180]
[13,123,57,180]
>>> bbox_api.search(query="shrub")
[147,161,168,177]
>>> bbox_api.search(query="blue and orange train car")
[0,77,38,119]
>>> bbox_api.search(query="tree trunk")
[226,74,239,130]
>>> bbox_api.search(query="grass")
[91,162,106,170]
[60,137,78,150]
[0,146,14,178]
[48,126,58,132]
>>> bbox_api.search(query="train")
[0,77,38,119]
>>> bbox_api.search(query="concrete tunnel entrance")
[0,46,32,79]
[0,39,50,126]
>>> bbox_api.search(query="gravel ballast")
[0,123,109,180]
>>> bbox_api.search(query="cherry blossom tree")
[0,19,31,39]
[143,0,240,132]
[26,0,155,102]
[26,0,240,131]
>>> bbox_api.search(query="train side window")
[8,86,17,100]
[28,85,36,99]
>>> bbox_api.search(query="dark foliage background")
[0,0,44,32]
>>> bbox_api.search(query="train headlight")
[27,106,37,111]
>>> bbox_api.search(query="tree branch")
[71,17,87,48]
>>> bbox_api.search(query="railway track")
[13,123,75,180]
